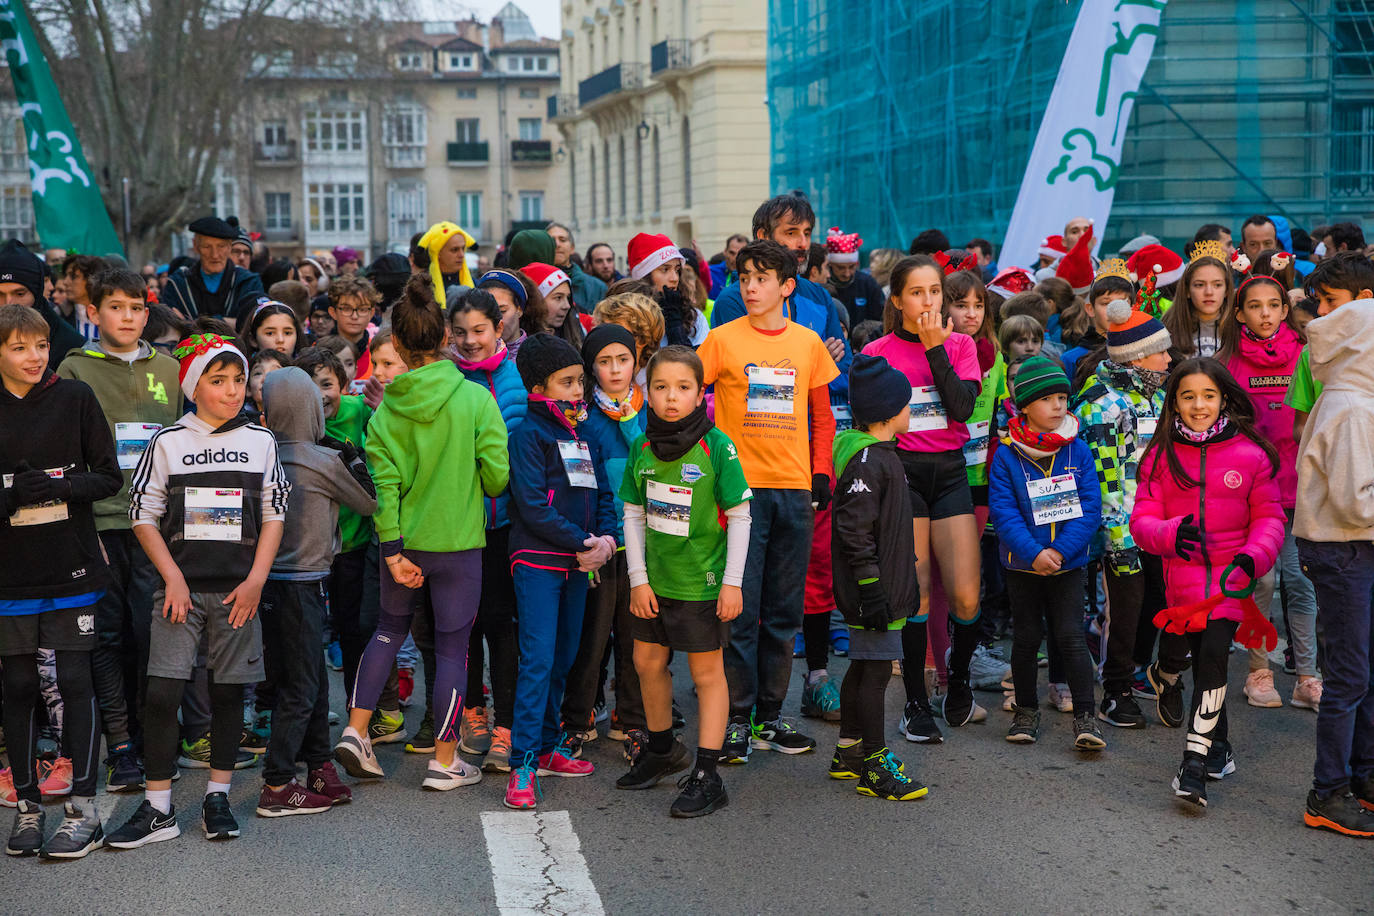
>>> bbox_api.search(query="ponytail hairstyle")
[1140,356,1279,491]
[943,269,991,341]
[1215,274,1305,364]
[390,274,447,359]
[883,254,943,334]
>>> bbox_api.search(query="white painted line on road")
[481,809,606,915]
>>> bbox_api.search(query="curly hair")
[593,292,665,369]
[327,274,383,309]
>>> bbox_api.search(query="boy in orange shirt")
[697,240,839,762]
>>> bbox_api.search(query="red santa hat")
[825,226,862,264]
[627,232,682,281]
[174,333,248,402]
[987,266,1036,300]
[1126,244,1184,287]
[1054,224,1095,294]
[1038,234,1067,260]
[518,262,571,299]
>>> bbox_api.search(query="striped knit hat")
[1012,355,1070,409]
[1105,299,1171,364]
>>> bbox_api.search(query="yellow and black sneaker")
[856,749,927,801]
[827,741,865,780]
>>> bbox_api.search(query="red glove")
[1152,594,1221,635]
[1233,597,1279,652]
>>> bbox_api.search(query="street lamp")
[636,119,650,140]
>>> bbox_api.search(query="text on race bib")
[184,487,243,542]
[963,419,991,467]
[557,440,598,489]
[645,479,692,537]
[3,467,68,527]
[115,422,162,470]
[908,386,946,433]
[1027,473,1084,526]
[1136,416,1158,440]
[745,365,797,415]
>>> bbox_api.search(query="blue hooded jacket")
[988,435,1102,573]
[456,350,526,529]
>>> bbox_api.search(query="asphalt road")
[5,648,1372,915]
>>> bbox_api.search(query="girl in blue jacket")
[988,356,1104,751]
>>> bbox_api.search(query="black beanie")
[582,323,638,385]
[0,240,45,303]
[849,354,912,428]
[516,332,583,392]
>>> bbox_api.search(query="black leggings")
[840,659,892,756]
[2,651,99,802]
[466,533,519,729]
[803,612,830,673]
[144,674,242,781]
[1184,617,1237,761]
[1007,569,1095,713]
[901,622,929,706]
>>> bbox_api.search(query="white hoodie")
[1294,297,1374,541]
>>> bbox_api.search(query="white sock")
[147,788,172,814]
[807,669,829,685]
[206,779,231,797]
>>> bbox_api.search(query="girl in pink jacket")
[1130,358,1285,809]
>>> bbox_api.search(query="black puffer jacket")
[830,432,918,626]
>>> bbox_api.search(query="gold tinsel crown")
[1190,239,1229,264]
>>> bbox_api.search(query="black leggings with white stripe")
[1184,618,1238,761]
[2,650,99,803]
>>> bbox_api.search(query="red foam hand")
[1233,598,1279,652]
[1152,594,1222,635]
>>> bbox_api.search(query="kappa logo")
[77,614,94,635]
[847,479,871,494]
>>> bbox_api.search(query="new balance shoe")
[5,800,44,857]
[421,756,483,791]
[1291,677,1323,711]
[406,712,436,754]
[178,735,258,770]
[504,758,540,810]
[615,738,690,789]
[857,750,928,801]
[899,700,944,744]
[1172,758,1208,808]
[1146,662,1185,728]
[751,718,816,754]
[967,645,1012,690]
[1045,682,1074,714]
[1073,714,1107,750]
[1006,706,1040,743]
[105,747,145,793]
[38,757,72,799]
[1304,790,1374,837]
[368,708,406,744]
[333,727,384,778]
[1243,668,1283,708]
[308,762,352,804]
[1205,740,1236,780]
[828,741,865,780]
[1098,693,1145,728]
[202,791,240,839]
[670,768,728,818]
[538,734,595,777]
[106,801,179,849]
[0,768,15,807]
[484,727,513,772]
[800,674,841,721]
[722,717,752,764]
[1130,668,1157,702]
[256,779,334,817]
[460,707,493,754]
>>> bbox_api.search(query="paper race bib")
[1027,473,1083,526]
[557,440,597,489]
[963,419,991,467]
[115,422,162,470]
[1136,416,1158,440]
[745,365,797,415]
[908,385,946,432]
[646,479,692,537]
[184,487,243,542]
[3,468,68,527]
[832,402,853,432]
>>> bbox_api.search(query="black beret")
[188,216,237,240]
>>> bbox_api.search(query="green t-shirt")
[618,426,752,601]
[1284,346,1323,414]
[327,395,374,552]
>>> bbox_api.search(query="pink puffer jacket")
[1226,324,1302,509]
[1130,430,1285,622]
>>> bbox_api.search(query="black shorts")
[632,596,731,653]
[898,448,975,520]
[0,605,97,655]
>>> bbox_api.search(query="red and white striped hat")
[519,262,572,298]
[825,226,862,264]
[627,232,682,281]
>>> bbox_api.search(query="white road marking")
[481,809,606,915]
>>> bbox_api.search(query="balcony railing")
[650,40,690,75]
[547,93,576,121]
[254,140,298,164]
[384,144,426,169]
[446,141,489,165]
[261,224,299,242]
[511,139,552,166]
[578,63,646,108]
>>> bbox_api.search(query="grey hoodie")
[1294,297,1374,542]
[262,367,377,575]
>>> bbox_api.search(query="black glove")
[811,473,832,511]
[7,462,58,509]
[655,286,684,321]
[1175,514,1202,561]
[318,435,345,452]
[1232,552,1255,580]
[857,580,890,631]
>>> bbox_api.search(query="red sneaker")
[255,779,334,817]
[308,761,353,805]
[537,748,595,778]
[38,757,72,799]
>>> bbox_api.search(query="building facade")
[548,0,768,272]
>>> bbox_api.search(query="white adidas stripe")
[481,809,605,915]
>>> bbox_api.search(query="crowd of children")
[3,200,1374,861]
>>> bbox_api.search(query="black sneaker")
[201,791,240,840]
[106,800,179,849]
[856,749,928,801]
[1006,706,1040,743]
[105,747,145,793]
[828,741,865,780]
[750,717,816,754]
[669,768,728,818]
[1304,789,1374,837]
[722,717,752,764]
[1282,646,1296,676]
[1172,757,1208,808]
[1353,772,1374,812]
[405,713,436,754]
[671,703,686,730]
[1098,693,1146,728]
[1072,714,1107,751]
[239,726,267,755]
[40,800,104,859]
[940,678,976,727]
[1205,740,1236,780]
[1146,663,1184,728]
[899,701,944,744]
[5,800,45,857]
[615,738,690,789]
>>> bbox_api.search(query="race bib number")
[908,386,946,432]
[745,366,797,415]
[115,422,161,470]
[963,420,991,467]
[184,487,243,542]
[832,402,853,432]
[557,440,597,489]
[1027,473,1083,526]
[3,468,68,527]
[1136,416,1158,440]
[646,480,692,537]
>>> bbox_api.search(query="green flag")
[0,0,122,256]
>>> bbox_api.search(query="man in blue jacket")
[161,216,265,321]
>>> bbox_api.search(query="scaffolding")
[767,0,1374,256]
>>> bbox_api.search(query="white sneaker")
[1046,682,1074,714]
[333,728,384,779]
[421,756,482,791]
[964,645,1012,690]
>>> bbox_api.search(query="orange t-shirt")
[698,316,839,490]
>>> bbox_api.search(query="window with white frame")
[388,180,426,246]
[456,191,481,233]
[264,192,291,230]
[383,104,427,166]
[504,54,546,73]
[307,182,367,234]
[0,185,33,234]
[304,110,365,154]
[519,191,544,222]
[454,118,480,143]
[395,51,426,71]
[448,52,475,70]
[517,118,541,141]
[0,119,25,172]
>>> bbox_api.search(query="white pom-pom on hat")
[1105,298,1134,326]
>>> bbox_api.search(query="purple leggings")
[351,549,481,744]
